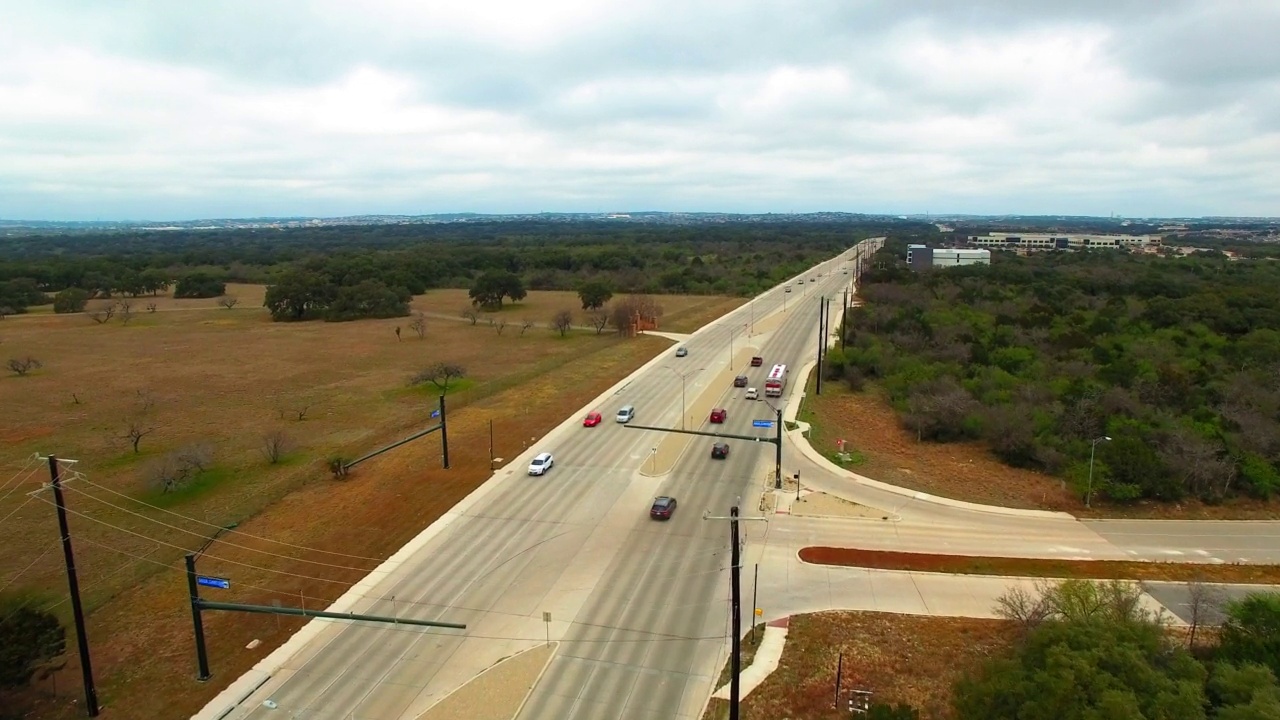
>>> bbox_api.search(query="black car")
[734,374,749,387]
[650,496,677,520]
[711,442,730,459]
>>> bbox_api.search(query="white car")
[744,387,759,400]
[528,452,554,476]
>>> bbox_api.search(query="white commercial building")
[907,245,990,270]
[968,233,1159,251]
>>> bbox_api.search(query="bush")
[52,287,90,313]
[0,592,66,688]
[173,273,226,299]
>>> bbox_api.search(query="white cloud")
[0,1,1278,219]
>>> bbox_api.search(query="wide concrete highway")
[208,241,879,720]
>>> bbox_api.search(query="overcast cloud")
[1,0,1278,220]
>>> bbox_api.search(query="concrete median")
[639,346,761,476]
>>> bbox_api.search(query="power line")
[0,453,40,498]
[0,494,38,529]
[0,539,59,594]
[65,471,389,562]
[70,535,724,645]
[60,484,384,575]
[27,493,364,588]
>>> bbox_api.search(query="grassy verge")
[703,624,766,720]
[799,546,1280,584]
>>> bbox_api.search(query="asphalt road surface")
[212,242,880,720]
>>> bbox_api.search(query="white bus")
[764,364,787,397]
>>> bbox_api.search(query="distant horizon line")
[3,210,1278,227]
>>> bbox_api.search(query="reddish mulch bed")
[800,546,1280,584]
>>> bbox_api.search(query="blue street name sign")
[431,409,441,419]
[197,576,230,590]
[752,420,775,428]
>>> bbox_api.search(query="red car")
[750,356,763,367]
[583,411,602,427]
[710,408,727,423]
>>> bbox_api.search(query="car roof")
[713,442,729,448]
[653,496,675,505]
[533,452,552,460]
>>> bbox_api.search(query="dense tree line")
[0,220,922,309]
[830,241,1280,505]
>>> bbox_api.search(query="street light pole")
[1086,436,1112,508]
[664,366,704,431]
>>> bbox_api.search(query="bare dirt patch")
[799,546,1280,584]
[800,382,1280,520]
[790,492,887,520]
[0,297,673,719]
[734,611,1014,719]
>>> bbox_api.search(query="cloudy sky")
[2,1,1278,221]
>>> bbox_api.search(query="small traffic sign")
[752,420,774,428]
[197,576,230,590]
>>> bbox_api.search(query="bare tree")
[174,442,214,473]
[144,443,214,493]
[520,319,535,336]
[261,430,293,464]
[121,389,157,453]
[218,296,239,310]
[460,307,479,326]
[410,362,467,394]
[7,356,42,376]
[586,309,610,335]
[118,301,134,326]
[145,302,158,313]
[408,312,427,339]
[993,584,1051,631]
[1185,580,1227,650]
[88,302,116,324]
[277,400,312,421]
[121,419,156,453]
[493,318,508,335]
[551,309,574,337]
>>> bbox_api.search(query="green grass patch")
[95,449,161,471]
[138,466,234,508]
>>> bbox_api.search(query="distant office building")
[907,245,990,270]
[968,232,1159,251]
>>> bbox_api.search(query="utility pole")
[841,288,849,352]
[439,394,450,469]
[185,554,212,681]
[774,404,783,489]
[46,455,100,717]
[702,504,764,720]
[816,297,826,396]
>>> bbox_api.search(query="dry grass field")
[409,287,745,334]
[703,612,1014,720]
[0,285,740,719]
